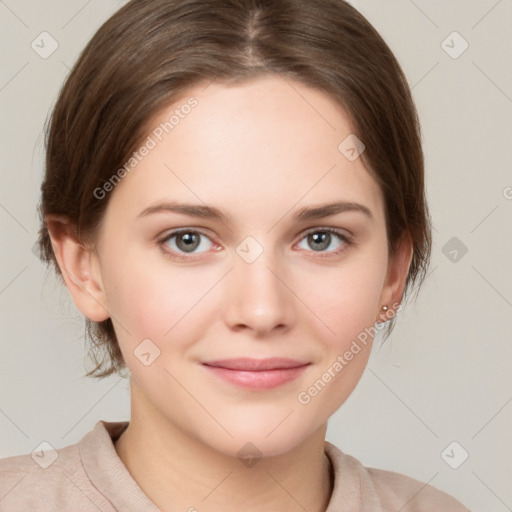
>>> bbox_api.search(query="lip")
[201,358,310,390]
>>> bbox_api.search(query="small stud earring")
[382,305,388,311]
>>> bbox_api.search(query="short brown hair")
[38,0,432,378]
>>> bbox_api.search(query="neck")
[114,381,334,512]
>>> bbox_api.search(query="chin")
[193,410,321,460]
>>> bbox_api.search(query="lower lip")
[202,364,309,390]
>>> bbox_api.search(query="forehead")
[104,75,384,227]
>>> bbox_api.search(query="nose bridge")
[223,237,295,335]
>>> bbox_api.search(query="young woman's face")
[92,75,398,457]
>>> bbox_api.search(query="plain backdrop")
[1,1,511,510]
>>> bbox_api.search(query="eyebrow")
[137,200,373,222]
[138,201,230,222]
[293,202,373,221]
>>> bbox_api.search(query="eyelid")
[299,225,353,240]
[158,227,216,244]
[158,226,351,241]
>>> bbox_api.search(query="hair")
[37,0,432,378]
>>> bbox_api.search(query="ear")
[377,234,413,322]
[45,215,110,322]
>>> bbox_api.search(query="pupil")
[177,233,199,252]
[309,232,330,251]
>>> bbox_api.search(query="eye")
[296,228,351,256]
[159,229,214,259]
[158,227,352,262]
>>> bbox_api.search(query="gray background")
[1,1,511,510]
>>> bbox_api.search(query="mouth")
[201,358,311,390]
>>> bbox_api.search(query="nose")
[223,250,296,337]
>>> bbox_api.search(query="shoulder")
[0,422,118,511]
[324,441,472,511]
[0,442,81,509]
[365,466,471,511]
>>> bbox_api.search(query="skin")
[47,75,411,512]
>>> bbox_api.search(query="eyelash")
[158,227,353,262]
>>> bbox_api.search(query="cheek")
[100,253,172,339]
[101,251,220,353]
[295,264,383,415]
[302,249,388,346]
[298,249,388,412]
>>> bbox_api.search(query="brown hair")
[38,0,432,378]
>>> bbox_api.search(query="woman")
[0,0,471,510]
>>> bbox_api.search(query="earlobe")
[45,215,110,322]
[378,235,413,322]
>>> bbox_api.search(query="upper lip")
[202,358,310,371]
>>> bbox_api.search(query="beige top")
[0,420,471,511]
